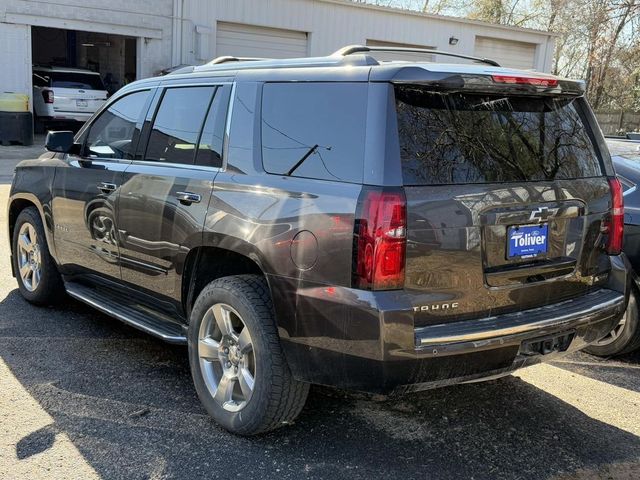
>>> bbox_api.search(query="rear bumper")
[274,254,630,394]
[413,288,624,356]
[40,112,93,123]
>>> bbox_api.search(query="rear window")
[395,85,602,185]
[49,72,105,91]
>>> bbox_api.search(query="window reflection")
[396,86,602,185]
[195,86,229,168]
[86,90,149,159]
[146,86,215,165]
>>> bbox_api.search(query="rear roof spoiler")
[372,68,584,96]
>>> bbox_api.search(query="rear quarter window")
[395,85,603,185]
[261,82,367,183]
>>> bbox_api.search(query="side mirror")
[45,131,79,154]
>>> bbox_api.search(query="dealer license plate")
[507,224,548,259]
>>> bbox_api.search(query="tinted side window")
[145,86,215,165]
[86,90,150,159]
[261,82,367,183]
[195,85,231,168]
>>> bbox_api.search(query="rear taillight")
[491,75,559,88]
[604,177,624,255]
[42,90,54,104]
[353,188,407,290]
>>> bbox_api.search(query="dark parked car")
[7,46,632,435]
[585,139,640,356]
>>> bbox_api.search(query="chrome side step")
[65,282,187,345]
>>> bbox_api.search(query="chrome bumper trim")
[415,289,625,348]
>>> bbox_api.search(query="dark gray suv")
[7,46,631,435]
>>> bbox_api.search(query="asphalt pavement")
[0,139,639,480]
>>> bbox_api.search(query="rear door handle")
[97,182,117,193]
[176,191,201,205]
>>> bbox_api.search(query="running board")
[65,282,187,344]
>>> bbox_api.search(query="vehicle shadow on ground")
[1,289,639,480]
[551,349,640,394]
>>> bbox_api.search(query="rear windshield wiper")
[286,144,319,176]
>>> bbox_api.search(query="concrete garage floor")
[1,139,639,480]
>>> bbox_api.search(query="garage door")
[216,22,308,59]
[366,40,436,63]
[0,23,31,103]
[474,36,537,70]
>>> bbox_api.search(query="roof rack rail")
[333,45,501,68]
[207,56,270,65]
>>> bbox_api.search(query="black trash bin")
[0,111,34,146]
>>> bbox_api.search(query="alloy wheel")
[17,222,42,292]
[593,312,627,347]
[197,303,256,412]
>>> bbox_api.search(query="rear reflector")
[353,188,407,290]
[42,90,54,104]
[604,177,624,255]
[492,75,559,88]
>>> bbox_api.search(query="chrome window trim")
[221,82,237,172]
[127,159,222,173]
[78,157,132,166]
[156,81,232,89]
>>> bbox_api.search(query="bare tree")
[355,0,640,111]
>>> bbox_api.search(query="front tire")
[188,275,309,435]
[12,207,65,305]
[584,287,640,356]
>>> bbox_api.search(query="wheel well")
[182,246,264,318]
[8,199,37,251]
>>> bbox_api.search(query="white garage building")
[0,0,557,112]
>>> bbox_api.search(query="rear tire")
[11,207,65,305]
[584,287,640,356]
[188,275,309,435]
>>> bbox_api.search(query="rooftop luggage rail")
[193,45,501,74]
[332,45,501,67]
[207,56,271,65]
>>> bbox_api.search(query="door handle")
[176,191,201,205]
[97,182,117,193]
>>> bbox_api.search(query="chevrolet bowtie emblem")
[529,206,551,222]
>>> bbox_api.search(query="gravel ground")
[1,141,639,480]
